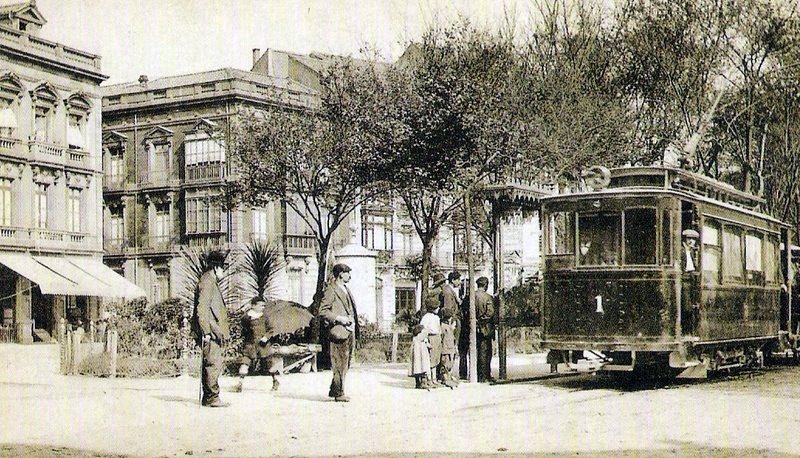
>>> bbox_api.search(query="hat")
[206,250,226,267]
[682,229,700,239]
[332,263,352,277]
[447,271,461,282]
[432,272,446,286]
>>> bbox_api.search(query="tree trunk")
[312,239,330,369]
[419,236,435,310]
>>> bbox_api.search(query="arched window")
[66,93,91,151]
[0,73,23,139]
[30,82,59,144]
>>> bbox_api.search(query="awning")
[0,253,145,299]
[33,256,116,297]
[65,257,145,299]
[0,253,81,296]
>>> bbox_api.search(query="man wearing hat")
[192,250,230,407]
[318,263,359,402]
[682,228,701,335]
[475,277,496,382]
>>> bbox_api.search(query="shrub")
[77,353,182,378]
[502,277,541,327]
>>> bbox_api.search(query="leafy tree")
[384,22,524,302]
[229,59,396,311]
[614,0,729,171]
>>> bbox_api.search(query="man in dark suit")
[318,263,359,402]
[475,276,496,382]
[192,250,230,407]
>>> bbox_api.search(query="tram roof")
[540,166,787,226]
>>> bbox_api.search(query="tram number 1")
[595,295,604,314]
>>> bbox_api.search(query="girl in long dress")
[409,324,432,390]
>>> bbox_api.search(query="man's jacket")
[192,270,230,344]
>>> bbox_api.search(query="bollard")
[391,331,399,363]
[109,330,118,378]
[63,330,72,375]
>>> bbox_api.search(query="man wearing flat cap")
[318,263,359,402]
[682,228,701,335]
[191,250,230,407]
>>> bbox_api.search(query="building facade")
[0,1,142,344]
[102,48,543,331]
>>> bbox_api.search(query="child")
[235,299,280,392]
[439,309,459,389]
[420,303,442,386]
[409,324,431,389]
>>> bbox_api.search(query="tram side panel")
[697,286,780,341]
[543,270,678,350]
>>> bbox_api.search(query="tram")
[540,165,793,378]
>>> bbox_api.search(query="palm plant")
[240,240,283,303]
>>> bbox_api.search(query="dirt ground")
[2,345,800,457]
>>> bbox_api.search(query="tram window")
[625,208,657,265]
[661,210,672,265]
[702,221,721,285]
[723,226,744,282]
[745,233,763,271]
[745,233,764,285]
[578,213,620,266]
[548,212,574,255]
[765,235,779,284]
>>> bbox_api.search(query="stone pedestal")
[15,277,32,344]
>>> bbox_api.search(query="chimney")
[252,48,261,67]
[138,75,148,86]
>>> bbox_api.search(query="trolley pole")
[465,189,478,383]
[493,202,506,380]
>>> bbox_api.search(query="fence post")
[390,331,399,363]
[108,330,118,378]
[70,329,82,375]
[180,312,190,376]
[63,329,72,375]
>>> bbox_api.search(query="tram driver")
[682,229,700,272]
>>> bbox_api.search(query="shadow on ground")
[0,444,131,457]
[346,441,797,457]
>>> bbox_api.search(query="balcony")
[103,175,126,192]
[139,234,176,253]
[0,227,96,251]
[187,233,226,248]
[283,234,316,256]
[29,140,65,166]
[185,163,226,184]
[0,136,25,161]
[66,148,88,169]
[104,238,126,255]
[138,169,180,189]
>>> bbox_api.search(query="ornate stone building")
[102,48,543,330]
[0,1,142,343]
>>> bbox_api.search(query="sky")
[17,0,535,85]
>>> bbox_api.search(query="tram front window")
[579,213,620,266]
[625,208,657,265]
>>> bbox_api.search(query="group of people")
[409,272,496,389]
[191,250,496,407]
[190,251,284,407]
